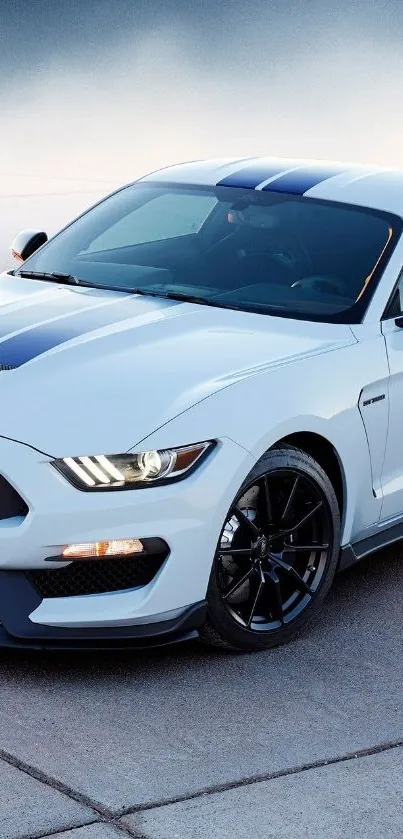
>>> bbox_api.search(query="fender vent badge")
[362,394,386,407]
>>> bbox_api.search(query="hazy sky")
[1,0,403,262]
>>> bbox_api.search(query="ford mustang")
[1,156,403,651]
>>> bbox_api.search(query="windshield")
[16,181,401,323]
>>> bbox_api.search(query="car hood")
[0,275,356,456]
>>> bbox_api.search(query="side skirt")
[339,519,403,571]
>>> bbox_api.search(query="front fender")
[139,342,381,546]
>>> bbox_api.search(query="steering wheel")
[291,275,343,296]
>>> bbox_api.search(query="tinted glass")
[17,182,401,323]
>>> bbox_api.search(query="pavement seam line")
[2,737,402,836]
[0,748,148,839]
[0,746,113,818]
[115,737,403,818]
[110,819,150,839]
[18,820,146,839]
[17,817,99,839]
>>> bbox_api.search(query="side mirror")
[11,229,48,262]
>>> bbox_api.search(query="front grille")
[0,474,29,521]
[0,364,17,371]
[26,554,166,598]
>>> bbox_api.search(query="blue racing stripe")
[0,296,174,367]
[262,165,346,194]
[217,161,290,189]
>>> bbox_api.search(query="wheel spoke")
[264,567,284,623]
[245,575,264,627]
[281,475,299,522]
[283,543,329,553]
[283,500,323,536]
[273,556,313,595]
[219,547,253,556]
[260,476,273,528]
[223,568,254,600]
[234,505,260,536]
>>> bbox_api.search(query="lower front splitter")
[0,570,207,650]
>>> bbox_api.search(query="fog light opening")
[62,538,144,560]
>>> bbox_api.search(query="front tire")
[201,445,340,651]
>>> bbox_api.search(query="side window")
[86,193,217,252]
[384,271,403,318]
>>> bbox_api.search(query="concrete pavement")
[126,746,403,839]
[0,546,402,838]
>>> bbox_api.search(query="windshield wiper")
[128,287,246,311]
[129,288,297,316]
[161,293,290,314]
[13,275,289,315]
[18,270,80,286]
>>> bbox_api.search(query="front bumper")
[0,570,207,649]
[0,434,253,644]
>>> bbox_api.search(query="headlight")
[53,441,214,490]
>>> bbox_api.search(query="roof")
[140,157,403,216]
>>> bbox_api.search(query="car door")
[380,271,403,521]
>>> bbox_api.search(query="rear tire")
[200,445,340,651]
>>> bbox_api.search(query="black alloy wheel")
[201,445,340,651]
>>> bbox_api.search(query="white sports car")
[1,156,403,651]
